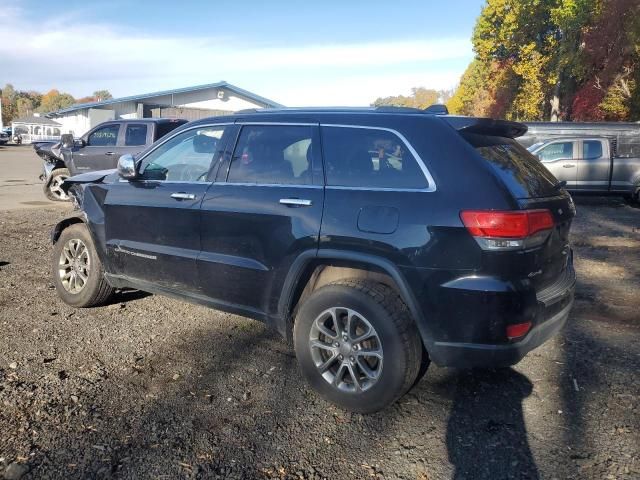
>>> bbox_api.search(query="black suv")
[51,108,576,412]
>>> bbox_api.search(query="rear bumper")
[424,259,576,368]
[428,293,573,368]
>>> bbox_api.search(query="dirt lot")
[0,197,638,480]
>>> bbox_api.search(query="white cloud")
[0,7,471,105]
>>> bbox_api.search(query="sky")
[0,0,485,106]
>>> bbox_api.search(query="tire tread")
[323,278,423,402]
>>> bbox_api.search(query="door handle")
[563,164,575,168]
[279,198,312,207]
[105,151,115,156]
[171,192,197,200]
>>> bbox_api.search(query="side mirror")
[117,154,138,180]
[61,134,74,149]
[75,138,86,148]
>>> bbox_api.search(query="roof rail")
[373,106,424,114]
[424,104,449,115]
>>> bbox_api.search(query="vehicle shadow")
[440,368,538,479]
[109,289,152,305]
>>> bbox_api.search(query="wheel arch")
[51,213,109,268]
[51,214,87,244]
[278,249,434,349]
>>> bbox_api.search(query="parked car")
[41,118,187,201]
[528,136,640,202]
[51,107,576,412]
[0,129,9,145]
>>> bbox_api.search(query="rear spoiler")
[443,116,528,138]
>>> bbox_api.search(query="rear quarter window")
[462,132,559,199]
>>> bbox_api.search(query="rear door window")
[124,124,148,146]
[582,140,603,160]
[227,125,314,185]
[462,132,559,199]
[321,126,427,189]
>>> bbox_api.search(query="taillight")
[460,209,554,250]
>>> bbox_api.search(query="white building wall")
[170,88,267,110]
[55,110,91,137]
[110,101,138,118]
[50,85,276,136]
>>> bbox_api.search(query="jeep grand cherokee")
[51,107,576,413]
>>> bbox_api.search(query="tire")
[44,168,70,201]
[52,223,115,307]
[294,279,423,413]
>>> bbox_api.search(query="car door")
[576,139,610,191]
[197,123,324,317]
[103,124,230,293]
[71,123,123,174]
[534,140,577,187]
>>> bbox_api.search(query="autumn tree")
[448,0,639,121]
[38,89,76,113]
[372,88,452,109]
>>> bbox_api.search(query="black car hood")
[61,169,117,193]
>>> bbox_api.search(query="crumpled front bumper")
[39,162,56,182]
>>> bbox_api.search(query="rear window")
[462,132,559,199]
[616,135,640,158]
[155,121,186,141]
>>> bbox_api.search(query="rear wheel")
[44,168,70,201]
[294,279,423,413]
[52,223,115,307]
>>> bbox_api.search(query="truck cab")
[528,136,640,201]
[41,118,187,201]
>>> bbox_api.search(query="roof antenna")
[424,104,449,115]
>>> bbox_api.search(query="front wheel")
[52,223,115,307]
[294,279,423,413]
[44,168,70,201]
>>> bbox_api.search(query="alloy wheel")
[49,174,69,200]
[309,307,383,393]
[58,239,90,294]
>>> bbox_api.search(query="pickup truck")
[41,118,186,201]
[528,136,640,203]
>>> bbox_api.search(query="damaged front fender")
[60,169,118,194]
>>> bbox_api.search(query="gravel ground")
[0,197,638,480]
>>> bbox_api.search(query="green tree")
[372,88,450,109]
[1,84,18,125]
[92,90,113,102]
